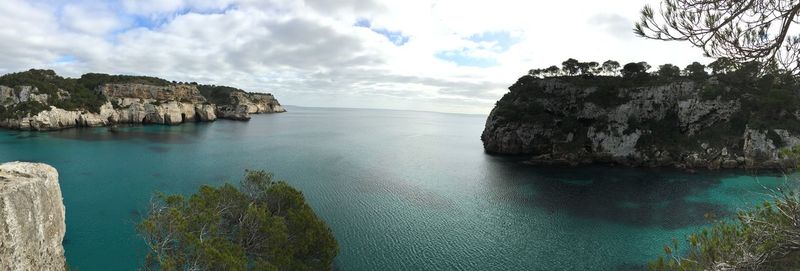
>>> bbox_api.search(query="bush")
[77,73,170,89]
[0,69,106,113]
[0,101,50,119]
[197,85,246,105]
[137,170,338,271]
[649,192,800,270]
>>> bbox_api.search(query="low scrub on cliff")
[0,101,49,119]
[0,70,259,119]
[0,69,106,114]
[77,73,171,89]
[496,58,800,141]
[137,170,338,271]
[649,191,800,270]
[197,85,245,105]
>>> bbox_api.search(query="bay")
[0,106,791,270]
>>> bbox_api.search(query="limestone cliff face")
[0,86,51,106]
[99,83,208,103]
[0,79,286,130]
[0,103,117,130]
[482,76,800,169]
[0,162,66,271]
[102,83,218,125]
[216,91,286,120]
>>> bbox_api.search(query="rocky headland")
[0,162,66,271]
[482,74,800,170]
[0,70,285,131]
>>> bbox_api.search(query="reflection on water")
[499,165,729,228]
[46,124,210,143]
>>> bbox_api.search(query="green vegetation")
[197,85,245,105]
[0,69,106,115]
[636,0,800,74]
[511,57,800,133]
[0,69,256,119]
[649,192,800,270]
[78,73,170,89]
[497,57,800,156]
[0,69,173,116]
[137,170,338,271]
[0,101,49,119]
[635,3,800,268]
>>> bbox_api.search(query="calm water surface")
[0,106,792,270]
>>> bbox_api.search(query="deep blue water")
[0,106,792,270]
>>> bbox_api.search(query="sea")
[0,106,792,270]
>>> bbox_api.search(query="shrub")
[138,170,338,271]
[197,85,245,105]
[649,192,800,270]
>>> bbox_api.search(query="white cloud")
[61,3,122,35]
[0,0,712,114]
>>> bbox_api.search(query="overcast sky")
[1,0,709,114]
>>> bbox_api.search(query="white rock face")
[0,162,66,271]
[195,104,217,121]
[678,98,740,135]
[0,86,49,106]
[1,82,284,130]
[482,77,800,169]
[587,125,641,157]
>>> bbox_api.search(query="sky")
[0,0,709,114]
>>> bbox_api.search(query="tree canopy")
[657,64,681,78]
[635,0,800,73]
[684,62,709,80]
[137,170,338,271]
[622,62,650,79]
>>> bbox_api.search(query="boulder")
[0,162,66,271]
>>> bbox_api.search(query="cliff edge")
[482,75,800,169]
[0,69,286,130]
[0,162,66,271]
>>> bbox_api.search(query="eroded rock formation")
[0,162,66,271]
[0,71,286,131]
[482,76,800,169]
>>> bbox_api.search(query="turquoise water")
[0,106,793,270]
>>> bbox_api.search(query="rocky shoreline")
[482,76,800,170]
[0,71,285,131]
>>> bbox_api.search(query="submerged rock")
[0,162,66,271]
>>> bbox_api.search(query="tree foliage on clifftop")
[496,58,800,157]
[0,69,267,118]
[78,73,171,89]
[197,85,245,105]
[0,69,106,114]
[137,170,338,271]
[635,0,800,74]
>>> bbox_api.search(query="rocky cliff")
[0,70,286,131]
[482,76,800,169]
[215,91,286,120]
[0,162,66,271]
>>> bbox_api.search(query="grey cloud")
[0,1,502,114]
[589,14,635,40]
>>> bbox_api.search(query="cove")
[0,106,792,270]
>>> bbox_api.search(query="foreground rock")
[0,162,66,271]
[482,76,800,170]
